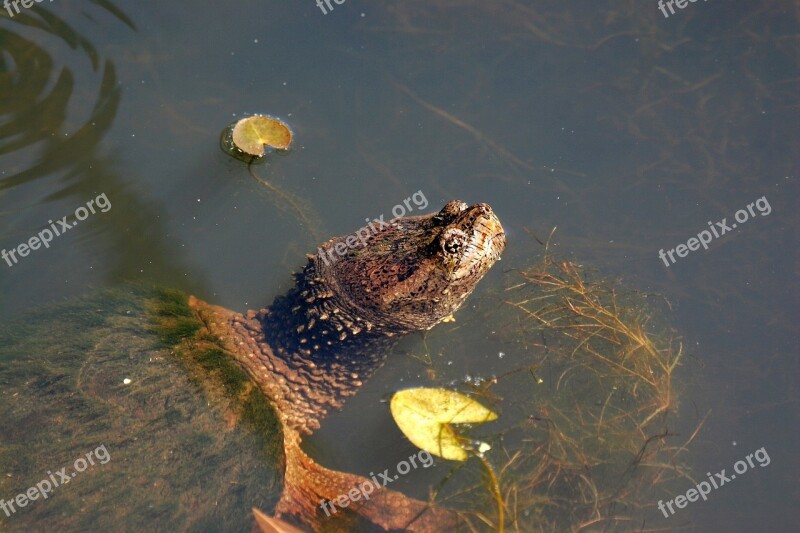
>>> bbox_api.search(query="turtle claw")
[252,508,308,533]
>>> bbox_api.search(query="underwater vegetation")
[400,250,693,532]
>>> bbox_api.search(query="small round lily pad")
[232,115,293,156]
[221,114,293,161]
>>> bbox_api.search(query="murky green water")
[1,1,797,531]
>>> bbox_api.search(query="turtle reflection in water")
[0,201,505,531]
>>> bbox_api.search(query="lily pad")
[390,388,498,461]
[231,114,293,156]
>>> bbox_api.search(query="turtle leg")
[270,435,459,532]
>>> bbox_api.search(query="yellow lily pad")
[390,388,498,461]
[231,115,293,156]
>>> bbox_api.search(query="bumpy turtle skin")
[189,297,459,531]
[191,201,505,531]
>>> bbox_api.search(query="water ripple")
[0,2,134,193]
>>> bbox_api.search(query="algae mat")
[0,287,282,531]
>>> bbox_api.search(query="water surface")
[1,1,797,531]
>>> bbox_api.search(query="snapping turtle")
[0,200,505,531]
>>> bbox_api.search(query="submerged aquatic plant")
[411,251,694,532]
[495,255,688,530]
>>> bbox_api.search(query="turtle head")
[315,200,506,333]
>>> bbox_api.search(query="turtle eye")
[443,239,462,255]
[440,228,468,256]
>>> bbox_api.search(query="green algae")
[0,285,283,532]
[148,286,284,465]
[151,287,203,346]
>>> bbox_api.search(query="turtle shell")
[0,286,283,531]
